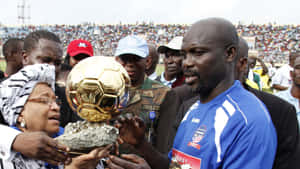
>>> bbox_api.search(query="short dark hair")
[63,53,71,65]
[60,63,72,72]
[2,38,24,60]
[24,30,61,53]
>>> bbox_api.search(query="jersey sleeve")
[219,117,277,169]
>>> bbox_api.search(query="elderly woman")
[0,64,109,169]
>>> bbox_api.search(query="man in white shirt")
[272,52,300,91]
[276,56,300,122]
[156,36,185,88]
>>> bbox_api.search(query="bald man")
[145,43,159,80]
[107,18,277,169]
[237,37,300,169]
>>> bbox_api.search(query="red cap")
[67,39,94,57]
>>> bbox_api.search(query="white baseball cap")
[158,36,183,53]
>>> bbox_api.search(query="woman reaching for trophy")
[0,63,111,169]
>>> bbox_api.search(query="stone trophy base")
[55,121,119,156]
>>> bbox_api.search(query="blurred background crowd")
[0,23,299,63]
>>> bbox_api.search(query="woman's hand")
[64,144,112,169]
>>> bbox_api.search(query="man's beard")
[185,70,215,99]
[193,79,218,99]
[185,68,225,100]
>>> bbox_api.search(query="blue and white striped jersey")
[169,81,277,169]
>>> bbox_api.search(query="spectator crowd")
[0,22,299,63]
[1,18,300,169]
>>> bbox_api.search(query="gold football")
[66,56,130,122]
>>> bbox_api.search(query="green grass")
[155,64,164,76]
[0,60,6,71]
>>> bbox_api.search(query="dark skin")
[107,154,151,169]
[273,52,300,91]
[15,38,108,168]
[5,41,24,76]
[182,18,237,103]
[163,49,184,81]
[145,44,159,77]
[109,18,239,169]
[23,39,63,77]
[110,116,168,169]
[291,57,300,99]
[248,57,256,69]
[69,53,90,67]
[248,56,268,75]
[116,54,146,87]
[12,38,69,166]
[12,131,69,165]
[235,37,249,82]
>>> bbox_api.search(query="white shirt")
[268,66,277,78]
[159,72,176,88]
[272,64,293,89]
[0,124,19,160]
[275,87,300,113]
[148,72,158,80]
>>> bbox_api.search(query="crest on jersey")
[192,125,206,143]
[188,125,207,149]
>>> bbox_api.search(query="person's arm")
[257,58,268,75]
[0,124,20,160]
[64,145,111,169]
[272,69,288,91]
[12,131,70,165]
[116,116,169,169]
[107,154,151,169]
[272,84,288,91]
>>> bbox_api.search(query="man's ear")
[239,57,248,73]
[22,50,29,65]
[145,56,152,69]
[226,45,237,62]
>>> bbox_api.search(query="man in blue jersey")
[107,18,277,169]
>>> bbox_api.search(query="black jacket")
[246,85,300,169]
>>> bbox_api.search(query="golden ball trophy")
[56,56,130,155]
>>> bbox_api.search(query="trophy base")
[55,121,118,156]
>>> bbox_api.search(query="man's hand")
[65,145,112,169]
[106,154,151,169]
[115,115,146,147]
[12,131,70,165]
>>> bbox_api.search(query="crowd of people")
[0,17,300,169]
[0,23,299,63]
